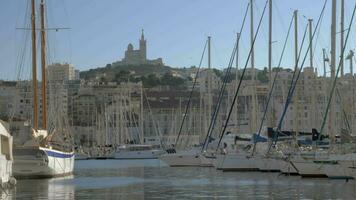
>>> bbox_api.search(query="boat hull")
[322,161,355,179]
[159,152,202,167]
[215,153,260,171]
[291,158,327,178]
[114,149,165,159]
[13,147,74,179]
[280,160,299,175]
[259,157,283,172]
[0,155,12,186]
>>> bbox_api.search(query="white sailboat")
[292,0,356,179]
[13,0,75,178]
[112,86,165,159]
[0,120,15,187]
[159,37,214,167]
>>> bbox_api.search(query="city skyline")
[0,0,355,80]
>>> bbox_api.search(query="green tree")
[257,67,269,83]
[142,74,161,88]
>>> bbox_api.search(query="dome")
[127,43,133,51]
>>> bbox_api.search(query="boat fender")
[9,177,16,186]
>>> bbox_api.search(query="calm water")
[3,159,356,199]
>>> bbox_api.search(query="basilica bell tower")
[139,29,147,61]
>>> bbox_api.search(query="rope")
[251,13,294,156]
[143,89,165,149]
[174,40,208,148]
[201,2,250,152]
[216,0,269,151]
[267,0,328,154]
[319,2,356,138]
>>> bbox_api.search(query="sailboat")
[0,120,15,187]
[291,0,356,179]
[109,86,165,159]
[12,0,75,178]
[159,37,213,167]
[215,0,270,172]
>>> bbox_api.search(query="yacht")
[12,0,75,178]
[13,129,75,178]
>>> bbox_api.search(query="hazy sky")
[0,0,355,80]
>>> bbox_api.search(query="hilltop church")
[114,30,163,66]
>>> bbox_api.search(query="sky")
[0,0,355,80]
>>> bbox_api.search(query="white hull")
[321,154,356,179]
[200,154,215,167]
[215,153,260,171]
[13,147,74,178]
[280,160,298,175]
[259,157,283,172]
[114,149,165,159]
[159,151,202,167]
[0,120,14,187]
[322,161,355,179]
[0,155,12,186]
[291,157,327,178]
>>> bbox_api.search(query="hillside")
[80,63,176,81]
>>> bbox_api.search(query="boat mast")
[346,50,354,75]
[140,84,144,144]
[235,33,240,132]
[323,48,328,77]
[31,0,38,131]
[308,19,314,70]
[268,0,273,127]
[346,50,354,133]
[322,48,328,130]
[207,36,212,133]
[250,0,257,133]
[330,0,336,143]
[309,19,316,130]
[340,0,345,77]
[293,10,299,135]
[40,0,47,129]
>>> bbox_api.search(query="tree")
[142,74,161,87]
[114,70,131,83]
[257,67,269,83]
[161,72,184,86]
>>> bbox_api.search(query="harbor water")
[4,159,356,199]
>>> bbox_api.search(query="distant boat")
[114,144,165,159]
[12,0,74,178]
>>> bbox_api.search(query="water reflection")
[5,159,356,199]
[11,176,75,200]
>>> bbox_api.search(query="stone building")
[47,63,77,82]
[114,30,163,66]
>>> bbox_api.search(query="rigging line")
[16,1,31,81]
[285,23,308,105]
[251,13,294,156]
[254,1,269,53]
[142,88,165,148]
[274,0,287,31]
[202,2,250,152]
[312,8,326,68]
[45,2,54,65]
[203,36,238,152]
[319,3,356,137]
[174,39,208,148]
[268,22,308,145]
[268,0,328,152]
[335,88,352,133]
[216,0,269,151]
